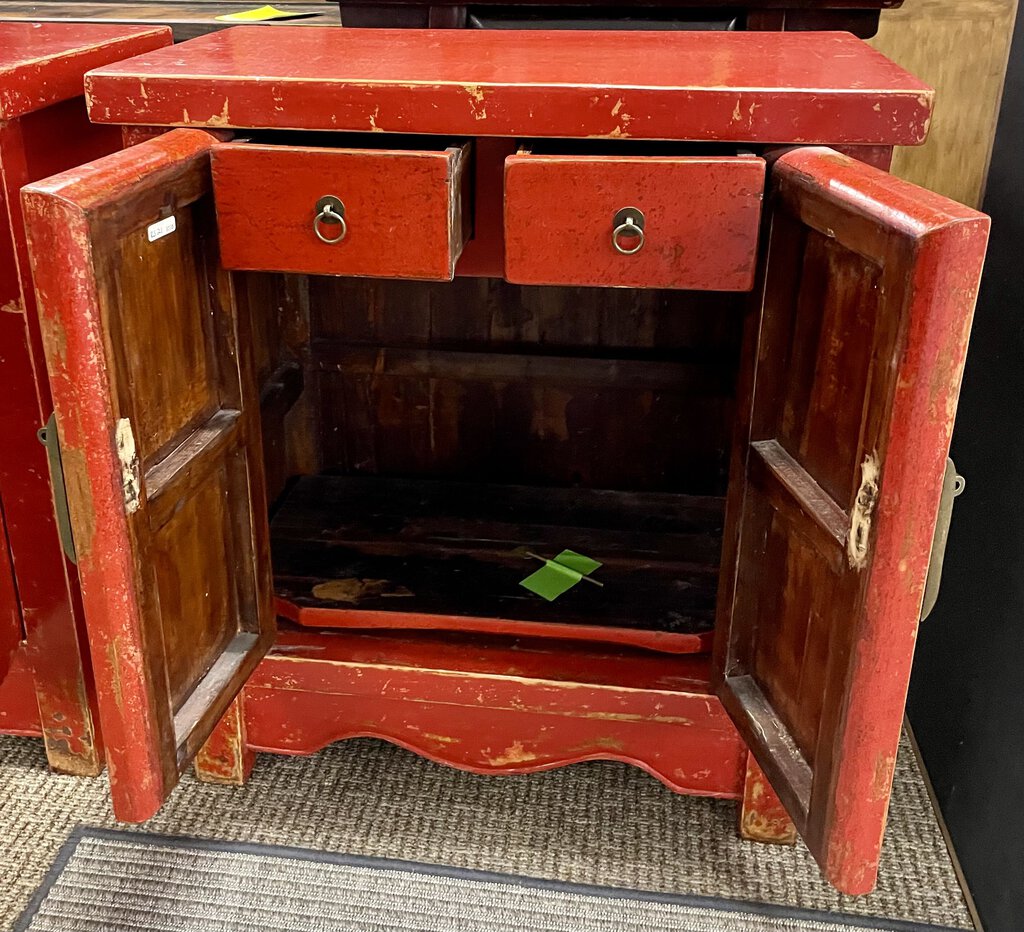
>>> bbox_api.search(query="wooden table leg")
[739,752,797,844]
[194,696,255,785]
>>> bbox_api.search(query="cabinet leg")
[739,752,797,845]
[194,696,255,785]
[26,628,104,776]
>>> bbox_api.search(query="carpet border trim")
[15,825,969,932]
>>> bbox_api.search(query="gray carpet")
[16,831,966,932]
[0,733,973,931]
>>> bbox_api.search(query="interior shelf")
[271,475,724,654]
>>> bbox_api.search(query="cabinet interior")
[246,271,746,653]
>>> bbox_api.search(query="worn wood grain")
[307,277,743,495]
[195,695,255,785]
[22,129,275,820]
[0,24,172,773]
[739,752,798,844]
[714,147,989,893]
[238,272,319,503]
[272,475,722,653]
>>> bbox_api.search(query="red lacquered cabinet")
[0,23,172,763]
[18,25,988,896]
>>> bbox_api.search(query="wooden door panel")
[112,207,219,459]
[715,147,989,894]
[22,129,274,819]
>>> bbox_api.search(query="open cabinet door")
[22,129,274,821]
[715,148,988,894]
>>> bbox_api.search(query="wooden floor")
[271,474,724,652]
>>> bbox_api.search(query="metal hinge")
[37,413,77,565]
[920,457,965,621]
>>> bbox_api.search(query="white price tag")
[147,215,176,242]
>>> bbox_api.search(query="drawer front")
[212,142,471,281]
[504,154,765,290]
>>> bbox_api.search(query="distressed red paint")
[799,150,988,893]
[713,148,988,893]
[244,628,747,799]
[212,141,470,280]
[0,23,172,774]
[0,644,44,735]
[740,754,798,844]
[505,153,764,290]
[0,23,168,120]
[195,697,255,785]
[276,597,714,655]
[17,25,989,899]
[22,130,227,819]
[84,28,932,144]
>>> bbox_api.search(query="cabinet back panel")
[307,277,744,495]
[238,272,321,502]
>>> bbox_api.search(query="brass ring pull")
[611,206,646,255]
[314,195,347,245]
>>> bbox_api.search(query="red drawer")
[504,151,765,290]
[212,141,472,281]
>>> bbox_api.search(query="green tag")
[553,549,602,576]
[518,550,603,601]
[520,561,582,601]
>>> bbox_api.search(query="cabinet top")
[84,26,932,145]
[0,23,171,120]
